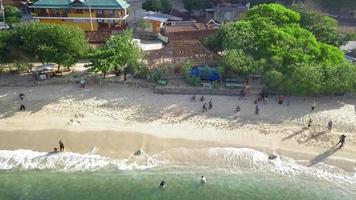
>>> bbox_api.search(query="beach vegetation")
[207,3,356,95]
[292,4,344,46]
[15,23,88,71]
[88,29,143,79]
[142,0,172,13]
[183,0,212,11]
[4,6,22,28]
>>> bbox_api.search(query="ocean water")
[0,148,355,200]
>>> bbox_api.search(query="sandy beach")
[0,83,355,172]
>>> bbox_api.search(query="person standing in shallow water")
[159,180,166,188]
[59,139,64,152]
[201,176,207,184]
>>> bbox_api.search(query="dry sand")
[0,84,355,171]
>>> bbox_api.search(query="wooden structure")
[145,40,219,69]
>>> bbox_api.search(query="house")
[205,1,250,23]
[162,20,220,41]
[140,12,182,33]
[30,0,129,32]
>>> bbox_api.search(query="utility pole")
[87,0,94,31]
[0,0,7,29]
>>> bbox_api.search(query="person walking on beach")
[337,135,346,148]
[19,93,25,100]
[59,139,64,152]
[311,102,316,112]
[191,95,196,102]
[200,96,205,102]
[327,120,333,131]
[236,105,240,113]
[202,103,208,112]
[20,104,26,111]
[208,99,213,110]
[307,119,312,129]
[80,78,86,88]
[255,105,259,115]
[201,176,207,184]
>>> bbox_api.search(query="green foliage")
[183,0,211,11]
[343,32,356,42]
[15,23,88,69]
[182,60,193,78]
[186,75,201,87]
[4,6,21,28]
[151,68,163,82]
[142,0,172,13]
[88,47,115,79]
[0,31,13,63]
[88,29,143,79]
[181,60,201,86]
[219,49,258,75]
[210,3,355,95]
[105,29,143,72]
[247,4,301,26]
[264,69,284,92]
[293,4,343,46]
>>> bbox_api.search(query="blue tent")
[191,65,220,81]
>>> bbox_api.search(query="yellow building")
[30,0,129,32]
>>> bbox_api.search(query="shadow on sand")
[303,131,328,143]
[307,144,341,167]
[282,127,308,141]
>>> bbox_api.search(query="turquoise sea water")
[0,168,355,200]
[0,148,355,200]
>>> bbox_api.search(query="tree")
[207,3,355,95]
[105,29,143,80]
[88,29,143,80]
[142,0,172,13]
[88,48,115,79]
[293,4,343,46]
[183,0,211,11]
[219,49,258,75]
[16,23,88,71]
[0,31,12,63]
[4,6,22,28]
[247,3,301,26]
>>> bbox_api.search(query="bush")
[187,75,201,87]
[264,69,284,92]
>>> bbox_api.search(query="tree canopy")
[207,3,356,95]
[292,4,343,47]
[142,0,172,13]
[89,29,143,79]
[183,0,211,11]
[4,6,22,28]
[15,23,88,70]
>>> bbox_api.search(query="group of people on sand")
[159,176,207,189]
[53,139,65,152]
[191,95,213,113]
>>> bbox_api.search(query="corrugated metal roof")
[31,0,129,9]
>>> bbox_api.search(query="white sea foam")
[0,148,355,185]
[0,149,162,171]
[157,147,356,185]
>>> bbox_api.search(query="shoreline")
[0,84,355,173]
[0,129,355,173]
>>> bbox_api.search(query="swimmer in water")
[201,176,207,184]
[159,180,166,188]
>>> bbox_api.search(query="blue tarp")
[191,65,220,81]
